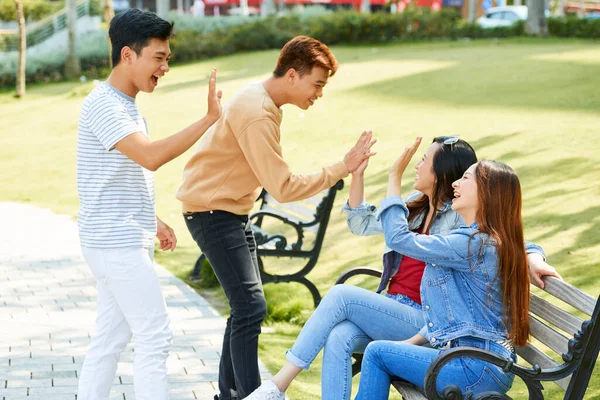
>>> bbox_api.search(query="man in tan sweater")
[176,36,375,400]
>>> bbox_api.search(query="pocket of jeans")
[465,365,512,394]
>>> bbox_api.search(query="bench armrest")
[335,267,383,285]
[249,210,304,250]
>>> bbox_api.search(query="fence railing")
[1,0,90,52]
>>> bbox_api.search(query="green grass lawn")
[1,38,599,399]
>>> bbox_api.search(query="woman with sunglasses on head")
[243,137,560,400]
[354,147,534,399]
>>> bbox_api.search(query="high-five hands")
[344,131,377,174]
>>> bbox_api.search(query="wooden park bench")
[191,179,344,308]
[336,268,600,399]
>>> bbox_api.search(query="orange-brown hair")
[273,36,338,78]
[474,160,530,347]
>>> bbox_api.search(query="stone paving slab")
[0,203,270,400]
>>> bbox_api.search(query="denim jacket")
[377,196,545,346]
[342,191,461,293]
[342,191,545,295]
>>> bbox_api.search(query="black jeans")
[185,210,267,400]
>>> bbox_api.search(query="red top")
[387,255,426,305]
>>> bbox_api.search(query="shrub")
[0,0,63,22]
[167,12,251,33]
[89,0,102,17]
[1,12,598,88]
[548,16,600,38]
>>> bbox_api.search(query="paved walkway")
[0,203,269,400]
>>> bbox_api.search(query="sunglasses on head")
[443,136,459,145]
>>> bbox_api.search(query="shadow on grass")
[342,43,600,113]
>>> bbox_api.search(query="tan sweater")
[177,82,349,215]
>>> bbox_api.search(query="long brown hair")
[407,137,477,232]
[474,160,530,346]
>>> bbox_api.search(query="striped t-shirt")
[77,82,156,249]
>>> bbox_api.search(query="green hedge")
[548,16,600,38]
[169,9,525,63]
[1,10,599,88]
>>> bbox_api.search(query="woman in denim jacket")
[354,148,534,398]
[244,137,559,400]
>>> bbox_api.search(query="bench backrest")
[517,276,600,398]
[253,180,344,252]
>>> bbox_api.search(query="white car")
[476,6,528,28]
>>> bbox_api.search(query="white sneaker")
[243,380,286,400]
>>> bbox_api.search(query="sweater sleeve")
[237,118,349,203]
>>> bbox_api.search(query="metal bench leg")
[297,277,322,308]
[258,258,322,308]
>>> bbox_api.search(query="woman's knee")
[322,284,360,308]
[363,341,389,365]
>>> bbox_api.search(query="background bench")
[336,268,600,399]
[192,180,344,308]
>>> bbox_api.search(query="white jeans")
[78,247,173,400]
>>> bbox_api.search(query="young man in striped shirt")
[76,9,221,400]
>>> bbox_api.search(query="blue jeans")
[285,284,424,400]
[355,336,516,400]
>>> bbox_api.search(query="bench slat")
[299,190,330,206]
[529,315,569,356]
[516,344,571,390]
[391,380,427,400]
[263,194,318,221]
[530,294,584,336]
[535,277,596,316]
[260,205,320,234]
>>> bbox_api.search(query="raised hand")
[344,130,377,174]
[206,68,223,123]
[354,157,370,176]
[389,136,422,179]
[386,136,422,198]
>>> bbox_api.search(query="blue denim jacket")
[376,196,544,346]
[342,191,545,295]
[342,191,461,293]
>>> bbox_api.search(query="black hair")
[407,137,478,232]
[109,9,174,67]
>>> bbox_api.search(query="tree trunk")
[64,0,81,79]
[103,0,115,68]
[14,0,26,98]
[360,0,371,13]
[156,0,170,18]
[525,0,548,36]
[261,0,275,16]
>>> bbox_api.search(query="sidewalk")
[0,203,270,400]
